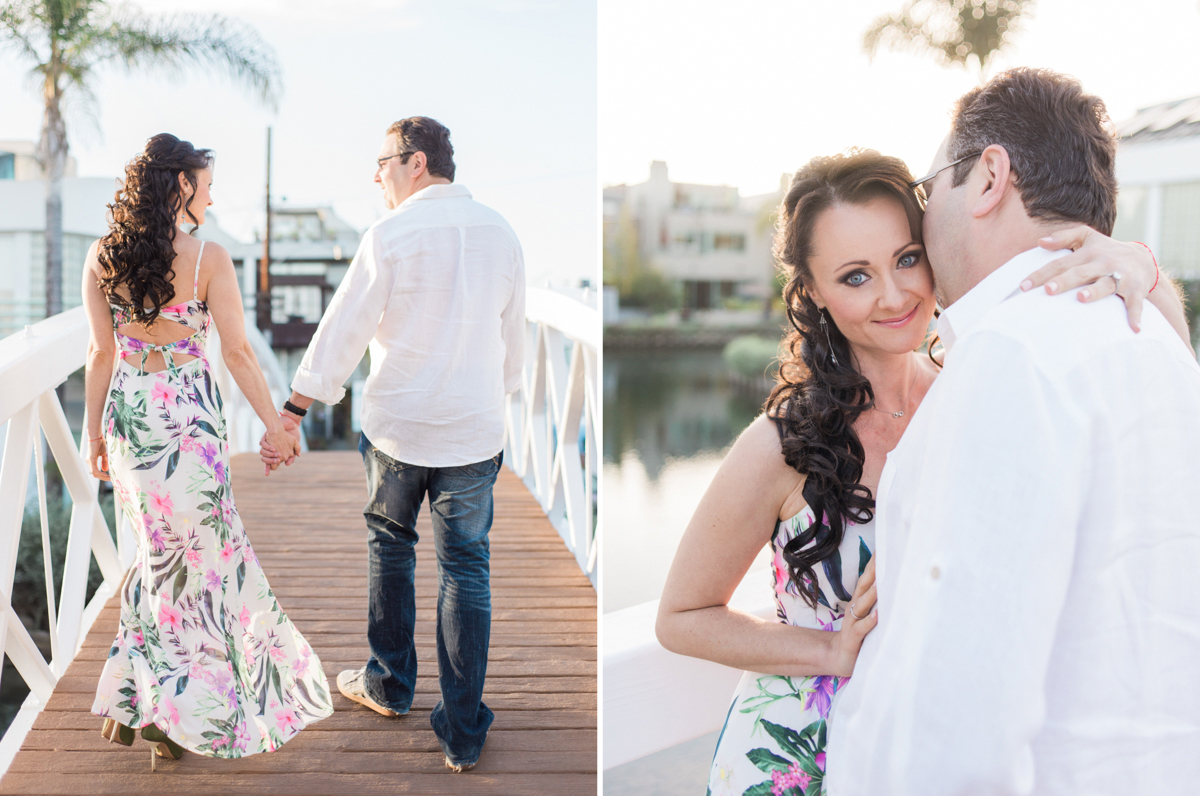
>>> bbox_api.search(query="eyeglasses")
[377,152,413,169]
[909,151,982,190]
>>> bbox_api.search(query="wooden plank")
[20,729,597,753]
[6,750,598,774]
[0,772,597,795]
[0,451,596,794]
[53,675,596,695]
[28,708,596,732]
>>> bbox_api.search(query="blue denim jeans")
[358,433,500,765]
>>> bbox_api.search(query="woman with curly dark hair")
[654,149,1178,795]
[80,134,333,764]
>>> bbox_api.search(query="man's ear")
[409,151,426,177]
[970,144,1013,220]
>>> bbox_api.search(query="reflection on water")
[603,349,766,612]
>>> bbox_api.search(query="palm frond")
[93,10,282,109]
[0,0,49,64]
[60,71,103,140]
[863,0,1033,73]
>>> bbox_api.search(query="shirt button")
[930,565,941,580]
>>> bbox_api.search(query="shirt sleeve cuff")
[291,366,347,405]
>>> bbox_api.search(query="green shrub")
[723,335,781,380]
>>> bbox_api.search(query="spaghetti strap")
[193,241,206,301]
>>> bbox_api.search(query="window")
[0,153,13,180]
[712,233,745,251]
[1161,181,1200,279]
[673,232,697,250]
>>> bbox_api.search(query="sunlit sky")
[600,0,1200,195]
[0,0,597,288]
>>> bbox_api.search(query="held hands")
[828,556,878,678]
[260,413,302,476]
[87,436,110,482]
[1022,226,1158,332]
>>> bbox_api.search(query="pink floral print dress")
[91,242,334,756]
[705,508,874,796]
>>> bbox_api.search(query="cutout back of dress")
[111,241,210,375]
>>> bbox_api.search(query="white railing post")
[503,288,600,586]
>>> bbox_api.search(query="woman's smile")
[873,302,922,329]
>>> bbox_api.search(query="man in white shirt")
[262,117,525,772]
[827,68,1200,794]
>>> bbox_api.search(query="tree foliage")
[863,0,1034,77]
[0,0,281,318]
[0,0,281,113]
[603,203,678,314]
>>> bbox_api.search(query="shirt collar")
[401,183,471,206]
[936,246,1067,352]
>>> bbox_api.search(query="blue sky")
[0,0,597,287]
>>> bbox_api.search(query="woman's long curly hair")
[766,149,925,609]
[98,134,213,326]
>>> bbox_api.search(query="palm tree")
[0,0,280,320]
[863,0,1034,82]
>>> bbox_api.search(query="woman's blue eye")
[898,252,920,268]
[845,272,867,286]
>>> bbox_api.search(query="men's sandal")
[336,668,399,717]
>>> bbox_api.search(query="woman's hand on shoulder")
[828,555,877,677]
[1021,226,1156,331]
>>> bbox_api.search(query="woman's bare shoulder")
[727,413,801,487]
[740,408,811,521]
[737,412,784,456]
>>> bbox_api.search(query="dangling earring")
[818,310,839,366]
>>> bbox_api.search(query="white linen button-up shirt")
[291,183,525,468]
[826,247,1200,795]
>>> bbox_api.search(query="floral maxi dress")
[92,242,334,756]
[705,509,874,796]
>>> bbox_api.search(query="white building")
[1113,96,1200,279]
[0,141,106,337]
[604,161,781,310]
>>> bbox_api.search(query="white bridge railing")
[503,288,599,587]
[0,307,295,774]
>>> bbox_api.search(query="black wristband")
[283,400,308,417]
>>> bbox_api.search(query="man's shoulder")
[966,287,1196,379]
[370,193,519,245]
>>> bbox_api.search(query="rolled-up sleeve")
[500,241,526,395]
[292,225,394,405]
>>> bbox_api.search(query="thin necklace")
[873,366,920,419]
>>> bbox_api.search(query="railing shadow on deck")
[0,286,598,776]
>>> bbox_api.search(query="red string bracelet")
[1134,242,1160,293]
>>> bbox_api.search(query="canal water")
[602,348,769,613]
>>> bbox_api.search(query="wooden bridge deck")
[0,451,597,795]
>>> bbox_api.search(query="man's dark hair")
[948,67,1117,235]
[387,116,455,181]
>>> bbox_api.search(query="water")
[602,348,767,613]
